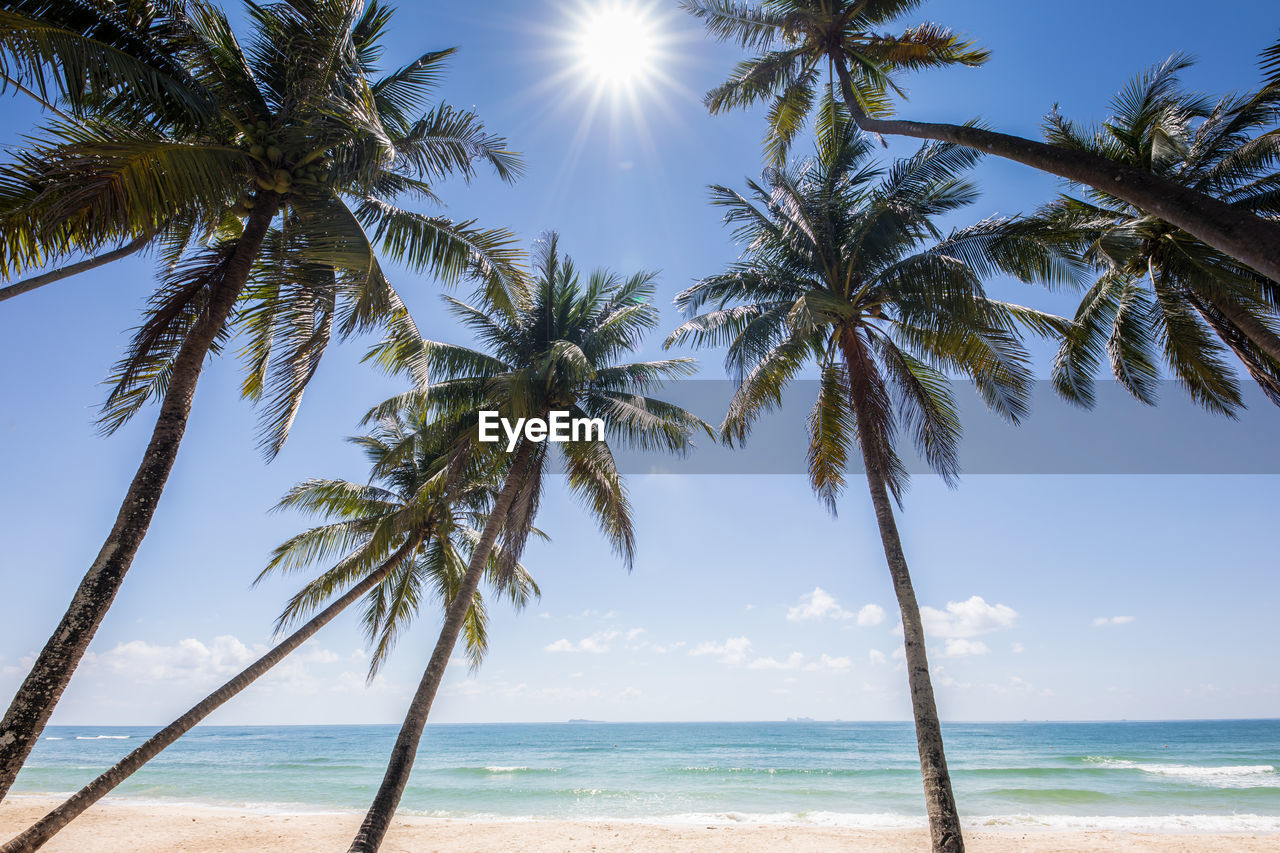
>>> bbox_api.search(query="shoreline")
[2,798,1277,852]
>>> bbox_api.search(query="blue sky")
[1,0,1278,725]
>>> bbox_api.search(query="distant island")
[567,719,604,723]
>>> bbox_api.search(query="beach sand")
[1,797,1276,852]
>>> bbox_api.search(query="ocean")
[13,720,1280,831]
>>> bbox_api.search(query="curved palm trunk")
[1204,293,1280,365]
[347,442,534,853]
[842,337,963,853]
[831,61,1280,284]
[0,233,153,303]
[0,198,278,802]
[0,531,424,853]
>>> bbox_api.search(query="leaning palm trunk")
[0,233,153,303]
[831,61,1280,285]
[0,199,279,802]
[844,344,964,853]
[347,442,533,853]
[859,458,964,852]
[0,529,422,853]
[1201,292,1280,365]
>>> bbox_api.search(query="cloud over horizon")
[921,596,1017,639]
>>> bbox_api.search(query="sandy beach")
[0,797,1274,852]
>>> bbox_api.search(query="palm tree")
[0,0,516,301]
[2,407,539,853]
[1265,35,1280,91]
[345,234,712,852]
[0,0,524,801]
[1027,56,1280,414]
[666,125,1075,853]
[0,231,158,302]
[681,0,1280,284]
[0,0,219,286]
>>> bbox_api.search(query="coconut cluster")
[233,119,332,213]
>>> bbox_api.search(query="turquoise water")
[13,721,1280,830]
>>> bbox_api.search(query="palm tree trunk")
[0,198,279,803]
[841,337,964,853]
[831,60,1280,285]
[859,459,964,853]
[347,442,534,853]
[0,233,153,303]
[1203,292,1280,365]
[0,530,424,853]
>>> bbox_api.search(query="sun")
[534,0,689,185]
[575,4,657,87]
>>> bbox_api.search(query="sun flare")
[575,4,657,87]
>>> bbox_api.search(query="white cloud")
[748,652,805,670]
[87,635,363,697]
[787,588,852,622]
[921,596,1017,638]
[575,631,620,653]
[535,685,602,703]
[303,647,340,665]
[543,630,620,654]
[804,654,852,672]
[441,678,486,697]
[689,637,752,665]
[618,686,641,700]
[856,604,887,627]
[1011,642,1025,654]
[327,669,403,697]
[992,675,1055,698]
[943,638,989,657]
[0,653,34,677]
[96,635,258,683]
[868,649,887,666]
[1092,616,1135,626]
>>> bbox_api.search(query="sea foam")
[974,813,1280,832]
[656,811,1280,832]
[1085,757,1279,788]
